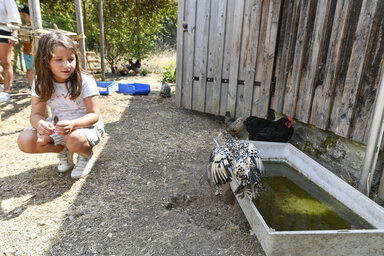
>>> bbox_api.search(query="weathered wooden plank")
[175,0,185,107]
[205,0,227,115]
[332,0,379,138]
[295,0,330,123]
[310,0,354,129]
[181,0,197,109]
[283,0,311,117]
[251,0,270,117]
[350,0,384,144]
[260,0,281,117]
[238,0,263,117]
[270,0,299,114]
[192,0,211,112]
[219,0,234,116]
[252,0,281,118]
[236,0,259,118]
[227,0,245,117]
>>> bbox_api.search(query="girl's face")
[49,46,76,83]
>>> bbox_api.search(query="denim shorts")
[0,29,11,43]
[23,53,34,70]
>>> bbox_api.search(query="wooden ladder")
[86,51,102,80]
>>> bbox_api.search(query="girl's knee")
[1,61,12,70]
[17,131,34,153]
[65,131,90,151]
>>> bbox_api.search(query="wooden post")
[28,0,42,54]
[358,65,384,195]
[98,0,105,80]
[28,0,43,30]
[74,0,87,71]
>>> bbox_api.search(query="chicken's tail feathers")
[213,138,221,147]
[205,164,213,186]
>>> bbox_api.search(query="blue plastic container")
[118,83,150,95]
[97,81,116,95]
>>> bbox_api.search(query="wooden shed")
[175,0,384,148]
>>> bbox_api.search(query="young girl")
[17,31,104,179]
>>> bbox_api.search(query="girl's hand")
[8,37,19,46]
[55,120,74,136]
[37,120,55,135]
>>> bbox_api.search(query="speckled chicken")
[206,131,265,199]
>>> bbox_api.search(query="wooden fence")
[176,0,384,146]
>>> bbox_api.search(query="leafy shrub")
[141,69,149,76]
[162,61,176,83]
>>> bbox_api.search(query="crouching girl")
[17,31,104,179]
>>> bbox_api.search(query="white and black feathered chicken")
[206,131,265,199]
[160,81,171,98]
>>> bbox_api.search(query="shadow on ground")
[44,92,264,255]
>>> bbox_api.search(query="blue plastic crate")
[118,83,150,95]
[97,81,116,95]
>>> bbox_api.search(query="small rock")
[30,232,38,239]
[13,207,22,214]
[107,232,113,238]
[37,221,46,226]
[68,209,85,217]
[3,248,16,256]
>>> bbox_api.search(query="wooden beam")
[175,0,185,107]
[98,0,105,81]
[75,0,87,71]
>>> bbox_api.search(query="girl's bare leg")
[17,130,64,154]
[0,43,14,92]
[65,130,92,157]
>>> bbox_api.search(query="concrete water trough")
[230,141,384,256]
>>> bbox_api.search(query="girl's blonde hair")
[34,31,82,101]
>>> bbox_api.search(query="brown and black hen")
[244,115,294,142]
[224,111,244,137]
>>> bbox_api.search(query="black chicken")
[244,115,294,142]
[206,131,265,199]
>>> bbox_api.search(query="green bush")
[162,61,176,83]
[141,69,149,76]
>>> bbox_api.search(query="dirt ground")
[0,73,265,255]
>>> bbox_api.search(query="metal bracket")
[192,76,199,81]
[206,77,213,82]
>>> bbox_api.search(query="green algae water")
[253,162,374,231]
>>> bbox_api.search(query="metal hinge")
[192,76,260,86]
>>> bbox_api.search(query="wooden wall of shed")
[270,0,384,147]
[176,0,281,119]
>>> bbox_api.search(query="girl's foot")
[57,148,74,172]
[71,151,95,179]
